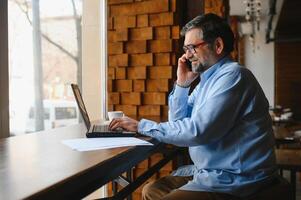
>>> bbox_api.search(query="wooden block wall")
[204,0,227,17]
[107,0,181,199]
[107,0,180,117]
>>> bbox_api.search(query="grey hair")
[180,14,235,54]
[180,15,204,37]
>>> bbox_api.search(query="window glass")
[8,0,83,136]
[55,107,77,120]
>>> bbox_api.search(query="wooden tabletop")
[0,124,161,200]
[276,149,301,170]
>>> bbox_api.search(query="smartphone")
[185,59,192,71]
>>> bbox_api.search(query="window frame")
[0,0,9,138]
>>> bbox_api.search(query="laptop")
[71,84,137,138]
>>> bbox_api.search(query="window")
[28,107,50,120]
[55,107,77,120]
[8,0,83,136]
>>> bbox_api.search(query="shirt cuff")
[138,119,156,137]
[174,84,190,98]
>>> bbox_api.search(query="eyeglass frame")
[183,41,207,54]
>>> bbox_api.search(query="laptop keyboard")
[93,125,123,132]
[88,124,137,138]
[93,125,109,132]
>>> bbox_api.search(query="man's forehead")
[184,28,203,44]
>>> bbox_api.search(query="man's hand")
[109,116,139,132]
[177,54,199,87]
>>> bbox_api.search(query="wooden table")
[0,124,172,200]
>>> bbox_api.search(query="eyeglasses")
[183,41,207,54]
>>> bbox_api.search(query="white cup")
[108,111,124,121]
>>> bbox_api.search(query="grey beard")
[192,62,205,73]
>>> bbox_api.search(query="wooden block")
[158,170,171,178]
[108,0,133,5]
[130,53,153,66]
[125,40,147,54]
[154,53,170,65]
[108,31,116,42]
[171,0,177,12]
[110,0,169,16]
[127,67,147,79]
[135,158,148,169]
[162,105,169,116]
[108,17,113,30]
[114,16,136,28]
[137,14,148,27]
[115,80,132,92]
[108,104,114,111]
[121,92,141,105]
[171,53,177,65]
[146,79,169,92]
[149,12,174,26]
[149,39,173,53]
[171,26,180,39]
[108,42,123,55]
[108,67,115,79]
[150,153,173,170]
[116,67,126,79]
[149,66,172,79]
[108,79,113,92]
[143,92,166,105]
[108,92,120,105]
[149,153,164,167]
[115,28,128,41]
[133,80,145,92]
[130,27,153,40]
[173,39,180,52]
[115,105,137,116]
[138,105,160,116]
[154,26,170,39]
[133,168,146,179]
[109,54,128,67]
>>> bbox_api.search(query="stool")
[245,175,293,200]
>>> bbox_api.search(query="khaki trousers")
[142,176,241,200]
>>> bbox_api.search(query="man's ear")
[215,37,224,55]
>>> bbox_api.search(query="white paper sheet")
[62,137,153,151]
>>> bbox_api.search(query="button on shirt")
[138,57,277,197]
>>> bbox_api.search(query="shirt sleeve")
[138,69,248,146]
[168,84,201,121]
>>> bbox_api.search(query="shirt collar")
[200,56,231,83]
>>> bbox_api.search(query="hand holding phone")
[185,59,192,71]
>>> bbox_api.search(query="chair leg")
[290,170,296,200]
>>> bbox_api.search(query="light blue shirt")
[138,57,277,197]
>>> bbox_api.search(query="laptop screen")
[71,84,91,129]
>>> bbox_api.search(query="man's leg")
[162,190,241,200]
[142,176,192,200]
